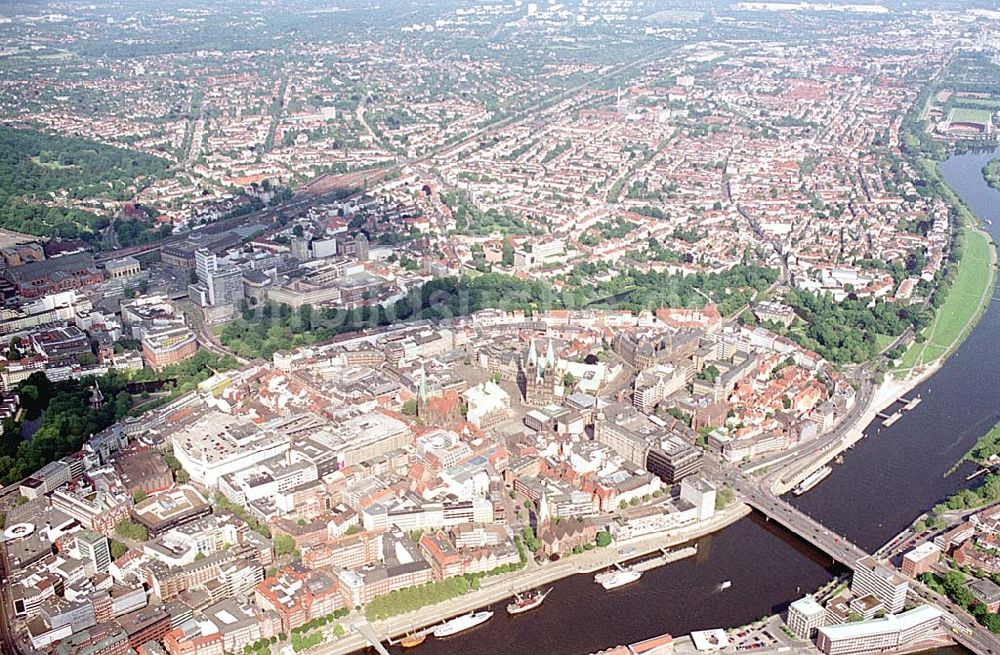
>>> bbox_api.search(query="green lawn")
[897,224,995,372]
[874,333,895,351]
[950,106,993,125]
[895,158,998,376]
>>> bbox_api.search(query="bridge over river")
[732,478,1000,655]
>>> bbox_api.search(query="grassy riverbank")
[952,420,1000,473]
[896,225,995,370]
[895,162,997,374]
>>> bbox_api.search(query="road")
[875,504,972,561]
[912,582,1000,655]
[721,468,868,567]
[175,299,251,365]
[740,372,876,491]
[707,457,1000,655]
[308,503,750,655]
[0,542,21,655]
[703,414,1000,655]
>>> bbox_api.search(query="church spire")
[418,365,428,402]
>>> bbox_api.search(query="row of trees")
[290,608,350,635]
[933,471,1000,515]
[290,631,324,653]
[214,493,272,538]
[364,575,475,621]
[363,532,538,621]
[921,571,1000,634]
[963,421,1000,466]
[220,265,778,360]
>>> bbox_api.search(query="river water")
[368,149,1000,655]
[790,147,1000,552]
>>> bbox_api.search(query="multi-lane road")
[730,476,868,567]
[705,410,1000,655]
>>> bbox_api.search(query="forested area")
[0,372,131,486]
[777,289,930,365]
[0,126,169,242]
[0,350,238,486]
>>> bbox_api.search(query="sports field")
[949,106,993,125]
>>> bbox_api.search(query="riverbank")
[770,368,935,495]
[771,156,1000,493]
[315,502,752,655]
[775,217,996,495]
[761,214,997,495]
[896,159,998,375]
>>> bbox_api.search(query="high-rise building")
[680,477,716,522]
[209,268,243,308]
[646,438,702,485]
[355,233,370,262]
[195,249,217,285]
[195,248,242,310]
[787,595,826,639]
[291,236,311,261]
[851,556,908,614]
[77,529,111,576]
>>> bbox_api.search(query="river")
[364,148,1000,655]
[790,147,1000,552]
[381,515,839,655]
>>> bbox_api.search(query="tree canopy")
[0,126,169,243]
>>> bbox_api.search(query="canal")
[366,148,1000,655]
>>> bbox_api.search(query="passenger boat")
[793,466,832,496]
[600,568,642,590]
[719,580,732,590]
[432,611,494,638]
[507,588,552,615]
